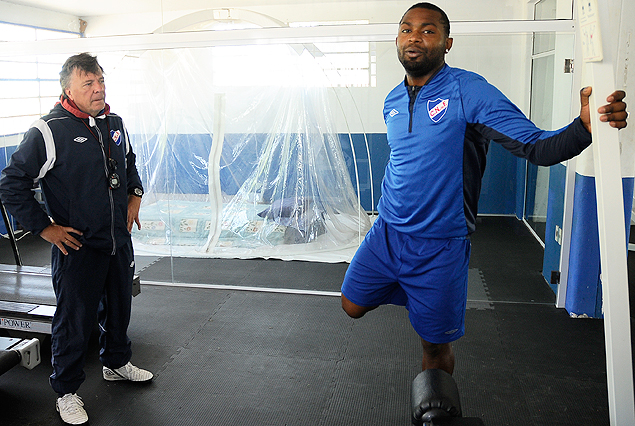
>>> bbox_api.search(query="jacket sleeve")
[461,74,592,166]
[0,126,53,235]
[121,120,143,193]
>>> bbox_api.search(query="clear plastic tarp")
[107,45,371,262]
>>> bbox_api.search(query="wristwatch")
[130,187,144,198]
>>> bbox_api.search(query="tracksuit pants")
[49,241,134,396]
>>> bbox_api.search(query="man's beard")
[398,45,445,79]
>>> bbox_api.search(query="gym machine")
[0,337,40,376]
[412,369,485,426]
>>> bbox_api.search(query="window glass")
[0,22,35,41]
[0,81,39,99]
[0,23,79,136]
[0,61,38,79]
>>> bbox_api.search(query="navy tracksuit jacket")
[0,100,144,395]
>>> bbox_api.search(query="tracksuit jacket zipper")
[405,66,441,133]
[90,117,117,255]
[407,85,423,133]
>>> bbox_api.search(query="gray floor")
[0,217,626,425]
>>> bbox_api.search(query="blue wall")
[0,132,522,232]
[133,133,391,210]
[131,132,520,214]
[565,175,634,317]
[542,163,567,292]
[478,142,520,215]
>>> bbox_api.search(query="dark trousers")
[49,241,134,396]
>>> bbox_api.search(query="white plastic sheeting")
[107,46,371,262]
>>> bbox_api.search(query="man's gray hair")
[59,52,104,100]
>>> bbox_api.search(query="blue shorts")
[341,217,470,344]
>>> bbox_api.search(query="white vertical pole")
[587,61,635,425]
[204,93,226,252]
[577,0,635,423]
[555,156,576,308]
[557,1,586,310]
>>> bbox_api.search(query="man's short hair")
[401,2,451,38]
[59,52,104,100]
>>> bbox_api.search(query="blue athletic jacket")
[0,102,143,254]
[379,64,592,238]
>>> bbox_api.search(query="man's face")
[396,7,452,81]
[65,68,105,117]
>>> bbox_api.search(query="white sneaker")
[103,362,153,382]
[56,393,88,425]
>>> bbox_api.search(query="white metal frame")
[578,0,635,424]
[0,19,574,57]
[587,60,635,425]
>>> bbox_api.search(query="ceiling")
[4,0,368,17]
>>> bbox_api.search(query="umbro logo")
[389,109,399,117]
[73,136,88,143]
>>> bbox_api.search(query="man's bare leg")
[341,294,377,319]
[421,339,455,375]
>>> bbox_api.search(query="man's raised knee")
[341,295,374,319]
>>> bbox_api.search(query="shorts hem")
[340,288,381,308]
[412,330,465,345]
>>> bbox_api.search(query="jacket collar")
[59,97,110,126]
[403,63,448,89]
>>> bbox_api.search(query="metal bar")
[556,157,577,308]
[0,349,20,376]
[0,20,575,58]
[0,202,22,266]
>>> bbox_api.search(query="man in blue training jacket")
[341,3,628,376]
[0,53,153,426]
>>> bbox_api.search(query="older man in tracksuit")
[0,53,152,425]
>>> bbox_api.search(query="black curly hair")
[400,3,451,37]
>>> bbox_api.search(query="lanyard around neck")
[82,117,112,158]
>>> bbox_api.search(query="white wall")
[325,33,535,135]
[88,3,537,135]
[82,1,533,36]
[0,1,555,136]
[0,1,80,33]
